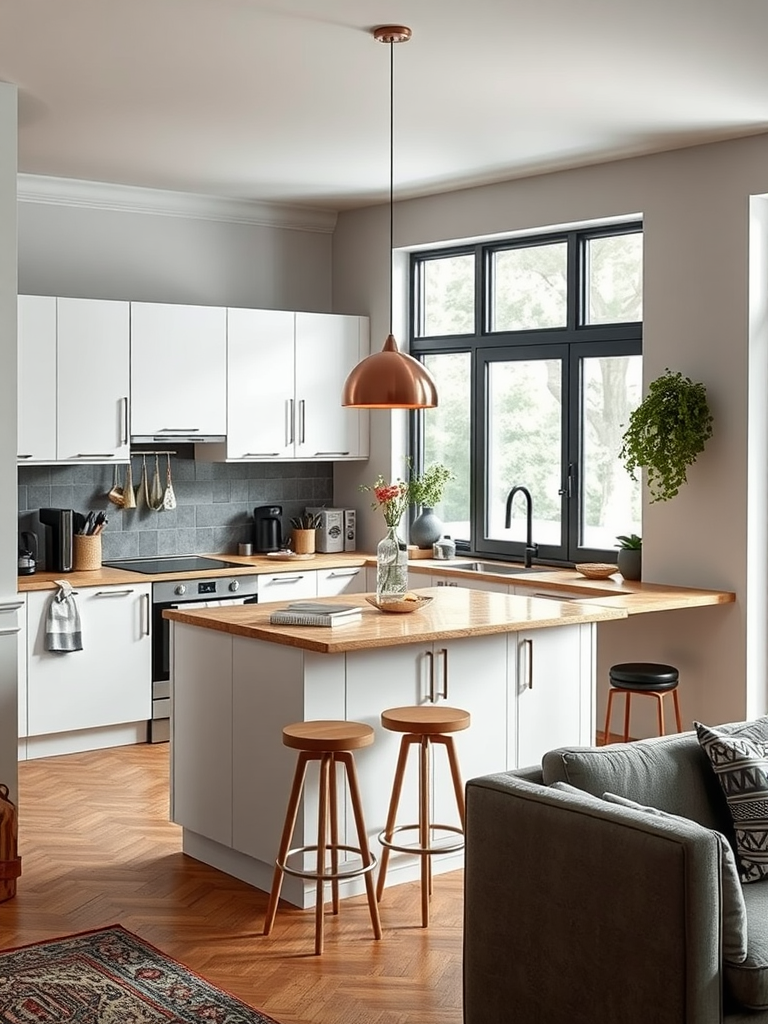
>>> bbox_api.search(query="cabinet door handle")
[143,592,150,636]
[121,396,129,446]
[268,575,303,583]
[0,601,24,614]
[521,637,534,689]
[426,649,435,702]
[287,399,294,446]
[243,452,280,458]
[158,427,200,433]
[0,626,21,636]
[328,569,360,578]
[76,453,116,459]
[18,454,33,460]
[93,589,135,597]
[299,400,306,444]
[314,451,350,457]
[439,647,448,699]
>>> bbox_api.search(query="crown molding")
[16,173,338,234]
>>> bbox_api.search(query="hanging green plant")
[619,368,714,503]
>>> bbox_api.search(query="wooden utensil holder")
[73,534,102,571]
[292,529,316,555]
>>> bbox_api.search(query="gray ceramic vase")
[410,507,443,549]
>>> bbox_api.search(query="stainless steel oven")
[102,556,259,742]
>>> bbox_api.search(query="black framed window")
[409,223,643,565]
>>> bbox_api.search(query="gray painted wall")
[18,199,333,311]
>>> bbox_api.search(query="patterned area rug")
[0,924,280,1023]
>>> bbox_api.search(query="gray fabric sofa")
[463,727,768,1024]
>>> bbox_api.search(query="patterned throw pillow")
[695,718,768,883]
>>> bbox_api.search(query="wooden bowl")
[574,563,619,580]
[365,595,434,614]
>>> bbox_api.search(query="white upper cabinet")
[294,312,369,460]
[130,302,227,441]
[226,307,295,459]
[18,295,129,463]
[213,307,370,462]
[18,295,56,462]
[57,298,130,461]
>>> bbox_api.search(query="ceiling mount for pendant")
[373,25,412,45]
[341,23,438,411]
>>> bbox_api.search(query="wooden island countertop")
[163,585,628,654]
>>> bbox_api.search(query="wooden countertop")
[409,562,736,615]
[163,586,628,654]
[17,552,736,619]
[16,552,369,591]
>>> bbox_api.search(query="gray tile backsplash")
[18,456,333,566]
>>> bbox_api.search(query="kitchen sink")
[449,561,550,576]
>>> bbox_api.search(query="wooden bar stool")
[263,720,382,954]
[376,705,470,927]
[603,662,683,744]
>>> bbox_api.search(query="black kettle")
[18,531,37,576]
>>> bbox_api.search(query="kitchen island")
[165,586,629,907]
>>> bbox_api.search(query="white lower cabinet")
[315,565,367,596]
[512,622,593,769]
[257,570,317,604]
[26,585,151,737]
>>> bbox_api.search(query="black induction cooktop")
[102,555,244,575]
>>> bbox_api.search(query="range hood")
[130,433,225,444]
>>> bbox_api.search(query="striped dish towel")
[45,580,83,653]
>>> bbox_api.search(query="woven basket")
[73,534,102,571]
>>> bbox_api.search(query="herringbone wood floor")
[0,743,464,1024]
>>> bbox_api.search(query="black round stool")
[603,662,683,744]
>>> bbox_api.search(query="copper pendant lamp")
[341,25,438,410]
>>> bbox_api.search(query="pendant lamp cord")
[389,37,394,337]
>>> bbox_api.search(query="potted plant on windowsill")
[408,463,455,549]
[616,533,642,581]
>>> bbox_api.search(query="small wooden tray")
[265,552,316,561]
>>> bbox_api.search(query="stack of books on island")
[269,601,363,627]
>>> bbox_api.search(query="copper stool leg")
[622,690,632,742]
[672,688,683,732]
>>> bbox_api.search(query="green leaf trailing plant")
[408,462,454,509]
[616,533,642,550]
[619,368,714,503]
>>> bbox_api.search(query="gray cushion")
[541,731,734,840]
[725,881,768,1009]
[695,718,768,884]
[602,791,748,965]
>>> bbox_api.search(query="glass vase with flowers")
[361,474,410,603]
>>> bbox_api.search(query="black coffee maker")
[253,505,283,553]
[39,508,74,572]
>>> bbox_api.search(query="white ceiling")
[3,0,768,212]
